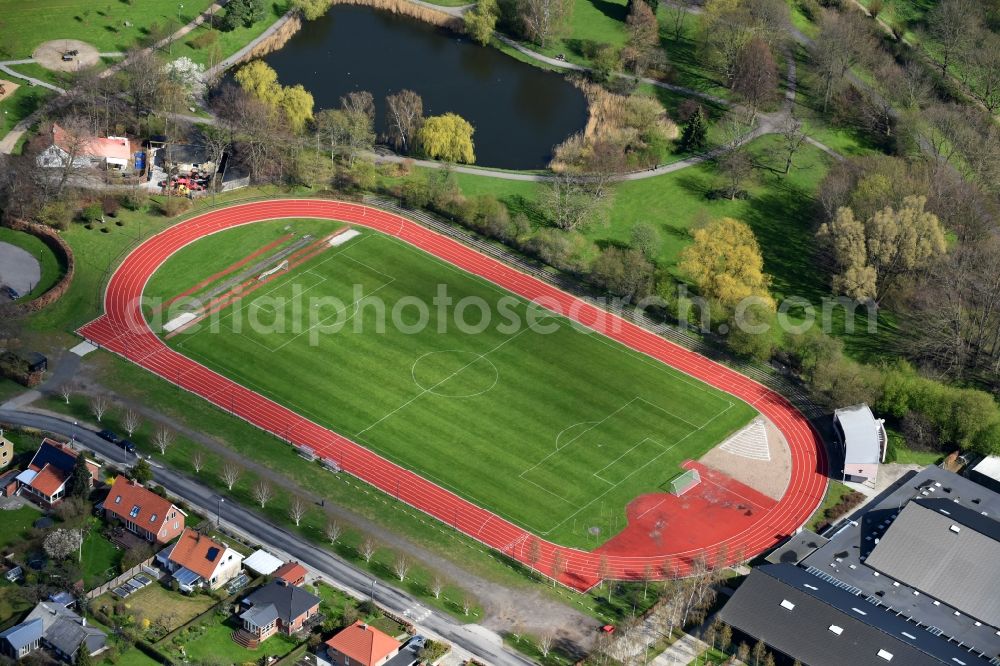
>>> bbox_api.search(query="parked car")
[97,429,121,445]
[2,285,20,300]
[61,54,73,61]
[408,636,427,652]
[118,439,136,454]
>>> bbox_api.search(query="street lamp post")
[217,496,225,526]
[369,578,376,602]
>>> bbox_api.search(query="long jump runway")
[78,199,828,591]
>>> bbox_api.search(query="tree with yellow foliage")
[280,84,314,133]
[235,61,314,133]
[234,60,281,108]
[678,217,773,310]
[817,195,946,304]
[418,113,476,164]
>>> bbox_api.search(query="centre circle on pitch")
[411,350,499,398]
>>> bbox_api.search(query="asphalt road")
[0,408,533,666]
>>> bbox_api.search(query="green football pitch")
[148,219,756,548]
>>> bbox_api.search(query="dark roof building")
[719,564,993,666]
[238,580,321,641]
[800,467,1000,659]
[0,618,43,660]
[1,601,108,663]
[864,499,1000,628]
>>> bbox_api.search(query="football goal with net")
[668,468,702,496]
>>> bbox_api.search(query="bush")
[122,190,149,211]
[81,203,103,223]
[160,197,192,217]
[187,30,219,49]
[36,200,75,229]
[102,195,121,217]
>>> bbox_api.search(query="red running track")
[79,200,828,591]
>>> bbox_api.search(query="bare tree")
[731,37,778,122]
[122,408,142,437]
[598,555,614,602]
[462,595,474,616]
[325,519,343,544]
[58,383,74,405]
[252,480,274,508]
[538,631,555,658]
[776,115,807,175]
[518,0,572,48]
[384,90,423,153]
[191,450,205,474]
[89,394,110,422]
[430,575,445,599]
[811,11,875,111]
[221,462,242,490]
[927,0,980,76]
[152,426,174,455]
[49,116,95,196]
[288,495,308,526]
[550,551,566,587]
[360,536,378,563]
[393,554,411,581]
[642,563,655,600]
[341,90,375,122]
[666,0,691,40]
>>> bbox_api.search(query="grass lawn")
[0,83,54,138]
[150,222,755,547]
[96,583,217,639]
[178,2,291,67]
[0,506,41,551]
[103,648,161,666]
[0,227,65,300]
[689,646,729,664]
[885,429,942,466]
[5,62,75,89]
[81,528,123,590]
[0,581,31,627]
[166,614,299,663]
[0,0,217,59]
[807,479,856,532]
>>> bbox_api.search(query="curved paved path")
[78,199,828,591]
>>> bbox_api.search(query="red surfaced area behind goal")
[78,199,827,591]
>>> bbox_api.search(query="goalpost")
[668,468,702,496]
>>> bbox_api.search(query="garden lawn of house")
[0,506,40,551]
[0,0,216,59]
[81,529,123,590]
[97,583,217,639]
[166,613,299,663]
[148,222,755,548]
[104,648,161,666]
[0,227,65,300]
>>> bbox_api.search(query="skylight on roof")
[129,505,140,518]
[877,649,894,661]
[780,599,795,611]
[150,513,157,523]
[949,524,961,533]
[829,625,843,635]
[114,496,121,504]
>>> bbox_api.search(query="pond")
[263,5,589,170]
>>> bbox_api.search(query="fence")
[85,556,156,599]
[220,175,251,192]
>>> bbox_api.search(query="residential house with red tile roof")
[15,439,99,508]
[156,528,243,591]
[273,561,308,587]
[102,477,186,544]
[36,123,131,171]
[324,621,402,666]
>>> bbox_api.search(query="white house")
[156,528,243,591]
[834,403,887,485]
[37,123,131,171]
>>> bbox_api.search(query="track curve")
[79,199,828,591]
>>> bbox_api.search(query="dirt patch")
[698,417,792,501]
[32,39,100,72]
[0,79,19,102]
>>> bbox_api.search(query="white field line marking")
[518,398,640,481]
[592,437,665,485]
[354,320,550,438]
[541,402,734,535]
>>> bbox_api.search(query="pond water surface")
[263,5,589,169]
